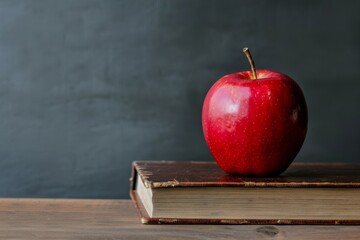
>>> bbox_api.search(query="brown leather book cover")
[130,161,360,225]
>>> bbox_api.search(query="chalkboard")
[0,0,359,198]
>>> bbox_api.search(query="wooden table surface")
[0,198,359,240]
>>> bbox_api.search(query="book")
[130,161,360,224]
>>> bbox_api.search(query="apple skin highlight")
[202,70,308,176]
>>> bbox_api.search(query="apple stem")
[243,48,257,80]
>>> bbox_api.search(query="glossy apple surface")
[202,70,307,176]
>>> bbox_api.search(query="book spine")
[129,161,139,191]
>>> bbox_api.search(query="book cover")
[130,161,360,224]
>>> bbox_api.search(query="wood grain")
[0,198,359,240]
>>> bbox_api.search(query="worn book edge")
[130,161,360,225]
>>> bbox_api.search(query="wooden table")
[0,199,358,239]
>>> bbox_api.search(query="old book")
[130,161,360,224]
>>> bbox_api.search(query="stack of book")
[130,161,360,224]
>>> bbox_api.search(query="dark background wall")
[0,0,359,199]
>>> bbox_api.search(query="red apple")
[202,48,307,176]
